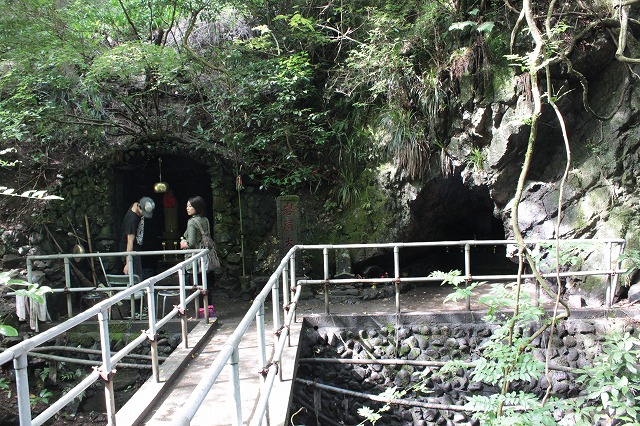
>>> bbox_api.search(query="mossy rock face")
[108,322,131,334]
[311,172,398,245]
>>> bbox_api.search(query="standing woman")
[179,196,213,300]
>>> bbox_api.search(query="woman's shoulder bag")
[194,218,220,272]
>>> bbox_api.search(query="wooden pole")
[84,215,98,285]
[43,224,93,287]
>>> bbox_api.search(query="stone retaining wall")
[289,312,638,425]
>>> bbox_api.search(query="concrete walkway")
[114,279,577,425]
[116,296,302,426]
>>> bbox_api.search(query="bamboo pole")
[84,214,98,285]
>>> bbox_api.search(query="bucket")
[198,305,215,318]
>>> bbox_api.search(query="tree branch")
[117,0,141,41]
[615,5,640,63]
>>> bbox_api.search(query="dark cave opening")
[353,175,517,279]
[112,154,213,273]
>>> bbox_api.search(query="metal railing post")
[14,353,31,426]
[147,281,160,382]
[464,243,471,311]
[127,254,136,317]
[282,263,290,310]
[229,348,242,426]
[606,241,614,308]
[611,241,624,307]
[289,252,297,312]
[97,309,116,425]
[323,248,330,314]
[200,258,210,322]
[256,302,269,424]
[179,268,189,349]
[394,246,400,314]
[272,277,281,339]
[64,258,73,318]
[257,302,267,367]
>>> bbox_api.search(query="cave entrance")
[113,154,213,274]
[354,175,517,279]
[403,175,516,276]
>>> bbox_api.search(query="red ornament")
[163,191,176,208]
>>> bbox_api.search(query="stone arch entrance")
[113,154,213,273]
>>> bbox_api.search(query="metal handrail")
[4,238,628,426]
[3,249,211,426]
[172,237,627,426]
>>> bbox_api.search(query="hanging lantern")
[154,157,168,193]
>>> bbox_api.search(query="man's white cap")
[139,197,156,218]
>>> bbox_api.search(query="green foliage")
[430,269,485,303]
[465,392,560,426]
[60,368,80,382]
[0,0,518,198]
[467,147,486,171]
[361,268,640,425]
[570,332,640,425]
[620,249,640,283]
[378,107,432,179]
[0,271,52,336]
[434,270,554,424]
[88,43,184,87]
[357,385,412,425]
[36,367,50,383]
[530,243,586,271]
[449,18,494,36]
[30,389,53,407]
[0,377,11,400]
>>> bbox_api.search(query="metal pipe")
[167,239,627,425]
[295,268,628,286]
[31,371,101,426]
[298,357,578,374]
[26,352,153,368]
[179,268,189,349]
[289,252,296,310]
[282,263,289,312]
[172,248,297,424]
[255,302,269,425]
[229,347,242,426]
[323,248,329,314]
[249,363,278,426]
[64,258,73,319]
[257,302,267,369]
[295,378,515,413]
[611,240,624,307]
[27,346,167,361]
[176,343,235,425]
[271,278,280,339]
[394,246,400,314]
[250,275,302,426]
[15,354,31,426]
[607,241,613,308]
[295,238,626,251]
[26,258,33,284]
[98,309,116,426]
[147,280,160,383]
[6,250,208,425]
[201,259,210,323]
[464,243,471,311]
